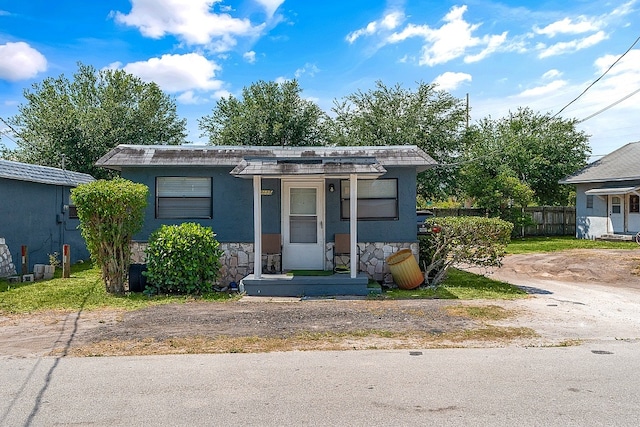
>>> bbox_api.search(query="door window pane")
[612,196,621,214]
[289,216,317,243]
[290,188,316,215]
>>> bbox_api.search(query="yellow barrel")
[386,249,423,290]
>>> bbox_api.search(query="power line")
[552,35,640,118]
[577,86,640,123]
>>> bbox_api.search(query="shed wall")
[0,178,90,271]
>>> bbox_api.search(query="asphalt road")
[2,341,639,426]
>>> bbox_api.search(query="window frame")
[630,194,640,213]
[155,176,213,219]
[586,195,594,209]
[340,178,399,221]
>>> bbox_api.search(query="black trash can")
[128,263,147,292]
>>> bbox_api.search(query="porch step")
[240,272,379,297]
[597,234,635,242]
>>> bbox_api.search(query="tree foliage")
[420,217,513,286]
[144,223,223,295]
[460,107,590,208]
[331,80,468,200]
[199,79,330,146]
[71,178,148,295]
[8,63,186,178]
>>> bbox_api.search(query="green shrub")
[71,178,148,295]
[420,216,513,286]
[144,223,223,295]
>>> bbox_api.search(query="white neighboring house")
[560,141,640,240]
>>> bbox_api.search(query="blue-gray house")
[96,145,436,295]
[560,141,640,240]
[0,159,94,276]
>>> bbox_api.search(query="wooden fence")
[428,207,576,237]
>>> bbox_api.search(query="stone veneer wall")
[129,241,419,286]
[129,241,257,285]
[0,238,16,277]
[326,241,419,284]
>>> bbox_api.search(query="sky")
[1,0,639,161]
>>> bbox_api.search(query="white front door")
[609,195,625,233]
[282,180,325,270]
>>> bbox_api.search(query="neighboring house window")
[630,195,640,213]
[586,195,594,209]
[156,177,212,219]
[68,205,79,219]
[340,179,398,220]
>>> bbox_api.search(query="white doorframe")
[281,179,325,270]
[608,194,625,233]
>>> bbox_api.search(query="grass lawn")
[382,268,527,300]
[0,262,238,314]
[507,236,638,254]
[4,236,625,312]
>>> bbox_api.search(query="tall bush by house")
[420,216,513,286]
[144,223,223,295]
[71,178,148,294]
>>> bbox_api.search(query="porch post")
[349,174,358,279]
[253,175,262,279]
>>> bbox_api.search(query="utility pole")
[466,93,470,129]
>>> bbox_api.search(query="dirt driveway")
[2,249,640,357]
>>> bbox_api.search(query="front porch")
[240,272,380,297]
[596,233,636,242]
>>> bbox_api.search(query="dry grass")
[59,326,539,357]
[443,304,517,321]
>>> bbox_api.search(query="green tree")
[460,107,590,208]
[71,178,148,295]
[8,63,186,178]
[331,80,468,200]
[199,79,330,146]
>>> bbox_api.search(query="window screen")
[156,177,212,219]
[340,179,398,220]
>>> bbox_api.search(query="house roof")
[560,141,640,184]
[0,159,95,187]
[230,156,388,178]
[95,144,437,173]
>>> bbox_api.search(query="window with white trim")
[156,177,212,219]
[630,195,639,213]
[340,179,398,220]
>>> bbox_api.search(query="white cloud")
[0,42,47,81]
[594,49,640,76]
[433,72,472,90]
[177,90,203,104]
[464,32,508,63]
[516,80,567,98]
[515,80,567,98]
[542,69,563,79]
[533,17,601,37]
[113,0,263,51]
[294,63,319,78]
[243,50,256,63]
[538,31,608,58]
[274,76,288,84]
[386,5,507,66]
[120,53,223,94]
[254,0,284,18]
[346,11,404,43]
